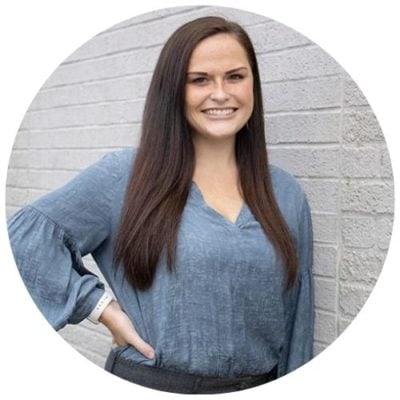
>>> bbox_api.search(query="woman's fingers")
[100,300,155,359]
[114,309,155,359]
[127,331,155,359]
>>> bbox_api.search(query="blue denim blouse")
[7,148,314,379]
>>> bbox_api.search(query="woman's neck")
[192,135,238,179]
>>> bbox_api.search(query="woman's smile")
[202,107,239,117]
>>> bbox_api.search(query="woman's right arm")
[8,151,154,358]
[7,154,109,317]
[7,152,121,330]
[8,151,154,357]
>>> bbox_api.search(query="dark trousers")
[105,351,277,394]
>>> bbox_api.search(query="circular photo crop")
[5,5,394,395]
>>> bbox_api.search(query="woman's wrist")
[87,292,114,324]
[98,298,122,327]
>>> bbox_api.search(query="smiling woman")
[7,15,314,394]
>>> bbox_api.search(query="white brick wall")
[5,6,394,370]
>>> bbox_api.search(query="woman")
[7,16,314,394]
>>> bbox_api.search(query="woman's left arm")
[278,193,315,377]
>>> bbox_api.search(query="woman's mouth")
[202,108,238,116]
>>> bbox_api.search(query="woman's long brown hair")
[113,16,298,290]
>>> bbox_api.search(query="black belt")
[105,351,277,394]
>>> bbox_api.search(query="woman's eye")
[190,77,208,84]
[229,74,244,81]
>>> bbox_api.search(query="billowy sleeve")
[278,192,315,376]
[7,152,121,330]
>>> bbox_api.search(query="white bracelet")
[87,292,114,324]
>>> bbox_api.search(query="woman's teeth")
[204,108,236,116]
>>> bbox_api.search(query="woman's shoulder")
[100,147,138,180]
[268,164,308,214]
[30,147,139,208]
[107,147,137,167]
[268,164,310,232]
[268,164,304,195]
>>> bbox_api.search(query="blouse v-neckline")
[190,181,248,228]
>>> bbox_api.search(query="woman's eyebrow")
[226,67,249,74]
[186,67,249,75]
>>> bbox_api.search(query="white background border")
[1,1,399,399]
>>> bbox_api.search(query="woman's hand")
[99,300,155,359]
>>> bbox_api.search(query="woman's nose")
[210,81,230,102]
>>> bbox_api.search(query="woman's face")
[185,33,254,142]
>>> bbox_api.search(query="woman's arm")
[7,152,119,329]
[8,150,154,358]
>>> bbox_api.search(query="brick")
[258,46,342,82]
[32,75,151,110]
[340,248,385,285]
[89,6,269,61]
[5,187,47,207]
[311,213,338,244]
[314,277,337,312]
[344,78,369,107]
[266,112,341,144]
[314,310,336,343]
[342,216,376,248]
[8,149,109,170]
[67,16,177,63]
[6,168,75,191]
[314,245,338,278]
[341,180,394,214]
[14,125,140,150]
[20,99,144,131]
[51,6,269,74]
[6,205,20,219]
[44,48,161,88]
[343,110,385,144]
[268,146,340,178]
[341,146,381,178]
[375,216,395,250]
[299,178,339,214]
[263,76,342,112]
[247,21,310,53]
[339,284,372,319]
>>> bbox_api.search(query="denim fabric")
[7,148,314,378]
